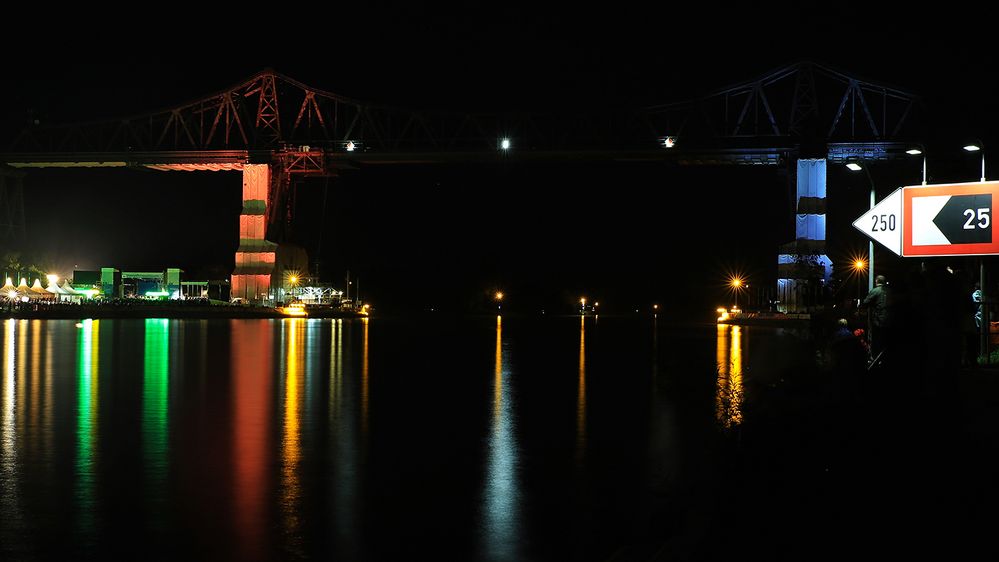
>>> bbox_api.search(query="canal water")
[0,316,812,560]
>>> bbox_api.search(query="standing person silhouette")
[861,274,890,360]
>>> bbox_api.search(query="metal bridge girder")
[4,62,922,157]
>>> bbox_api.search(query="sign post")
[854,181,999,363]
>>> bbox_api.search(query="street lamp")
[580,297,586,314]
[495,291,503,311]
[852,258,867,298]
[906,146,927,185]
[963,140,985,182]
[965,140,990,360]
[729,277,744,309]
[847,161,877,292]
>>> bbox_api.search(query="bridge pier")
[231,164,278,303]
[777,158,832,313]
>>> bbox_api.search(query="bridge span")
[1,62,923,308]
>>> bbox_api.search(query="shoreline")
[1,305,369,320]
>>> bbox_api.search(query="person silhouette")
[861,274,889,359]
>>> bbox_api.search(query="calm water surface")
[0,316,807,560]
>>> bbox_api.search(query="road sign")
[903,182,999,257]
[854,181,999,257]
[853,187,903,256]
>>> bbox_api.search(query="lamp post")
[906,146,927,185]
[853,259,867,299]
[495,291,503,311]
[730,277,743,309]
[964,140,985,182]
[965,141,989,361]
[847,162,876,292]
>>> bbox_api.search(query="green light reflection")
[75,319,99,535]
[143,319,170,494]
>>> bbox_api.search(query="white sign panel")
[852,187,903,257]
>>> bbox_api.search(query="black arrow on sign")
[933,194,992,244]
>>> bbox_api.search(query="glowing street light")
[963,140,986,182]
[285,273,301,300]
[905,145,928,185]
[847,162,877,292]
[495,291,504,311]
[500,138,511,150]
[729,277,745,309]
[852,258,867,298]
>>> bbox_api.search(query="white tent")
[1,278,16,300]
[30,279,54,300]
[47,279,73,302]
[16,278,30,299]
[60,280,86,301]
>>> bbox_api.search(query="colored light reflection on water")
[481,315,522,560]
[232,319,273,559]
[715,324,745,428]
[0,317,811,560]
[76,319,100,536]
[576,315,587,463]
[2,320,18,534]
[143,319,170,493]
[281,318,305,557]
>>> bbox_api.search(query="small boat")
[279,302,308,316]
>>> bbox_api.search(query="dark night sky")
[3,11,998,315]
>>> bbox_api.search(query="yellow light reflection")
[1,319,20,528]
[576,315,586,462]
[715,324,744,428]
[30,322,39,440]
[16,320,25,430]
[2,319,16,477]
[361,317,369,437]
[494,316,503,419]
[282,318,305,555]
[44,321,53,456]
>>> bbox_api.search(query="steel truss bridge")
[0,61,923,305]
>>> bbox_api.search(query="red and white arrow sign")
[903,182,999,257]
[854,181,999,257]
